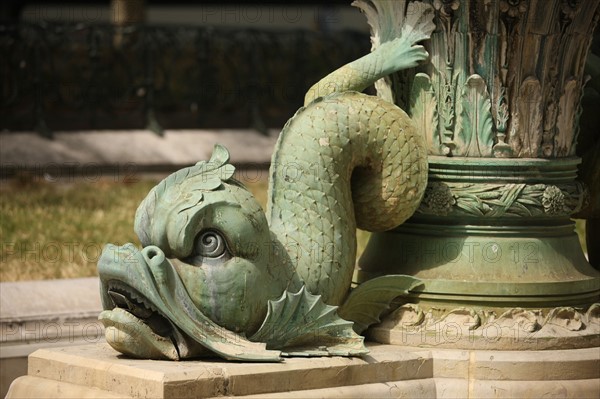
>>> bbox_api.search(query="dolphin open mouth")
[97,243,282,362]
[99,278,184,360]
[106,281,173,338]
[97,244,187,360]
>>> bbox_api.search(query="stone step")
[6,343,600,398]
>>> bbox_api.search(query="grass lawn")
[0,175,586,282]
[1,178,157,281]
[0,173,371,282]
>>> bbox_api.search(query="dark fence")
[0,22,370,137]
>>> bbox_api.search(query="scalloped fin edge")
[250,286,368,357]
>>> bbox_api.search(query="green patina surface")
[355,0,600,343]
[95,0,600,360]
[97,2,434,361]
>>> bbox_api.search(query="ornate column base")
[366,303,599,350]
[357,156,600,350]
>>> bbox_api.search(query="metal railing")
[0,22,370,137]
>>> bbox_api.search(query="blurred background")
[0,0,373,284]
[1,0,370,135]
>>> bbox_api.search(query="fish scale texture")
[267,91,427,306]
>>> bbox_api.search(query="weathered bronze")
[97,0,599,360]
[355,0,600,348]
[97,2,435,361]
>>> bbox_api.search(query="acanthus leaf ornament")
[455,75,495,157]
[399,0,599,160]
[410,73,439,152]
[371,303,599,350]
[508,77,543,157]
[417,181,587,218]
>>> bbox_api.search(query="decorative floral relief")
[499,0,528,19]
[555,79,579,157]
[511,77,543,157]
[455,75,495,157]
[433,0,460,18]
[541,102,558,157]
[410,73,440,154]
[493,86,512,157]
[386,303,424,326]
[495,308,541,332]
[586,303,600,325]
[544,307,584,331]
[560,0,582,22]
[439,73,458,155]
[542,185,568,215]
[439,308,481,330]
[409,0,597,159]
[571,75,591,157]
[383,303,597,335]
[417,181,587,217]
[420,182,456,216]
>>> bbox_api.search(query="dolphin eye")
[195,230,227,258]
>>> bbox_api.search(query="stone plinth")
[6,343,600,398]
[0,278,103,398]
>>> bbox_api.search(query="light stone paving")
[0,129,278,175]
[0,278,104,398]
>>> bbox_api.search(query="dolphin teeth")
[130,302,154,319]
[105,283,173,338]
[108,290,129,308]
[108,288,153,319]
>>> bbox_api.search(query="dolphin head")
[97,145,294,360]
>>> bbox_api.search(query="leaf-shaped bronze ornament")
[250,286,368,357]
[338,275,423,334]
